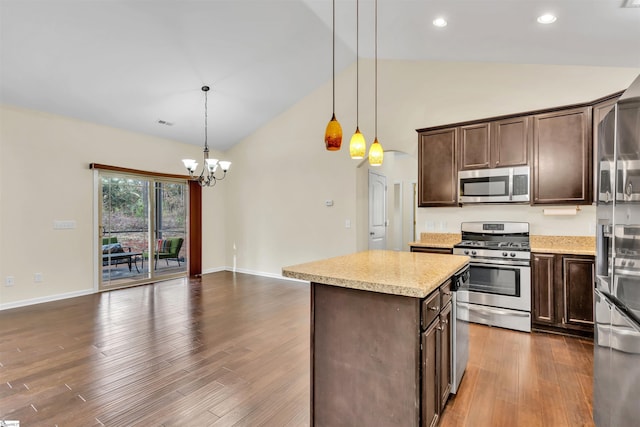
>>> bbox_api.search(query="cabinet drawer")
[422,290,441,330]
[440,279,453,307]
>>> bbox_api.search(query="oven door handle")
[464,304,530,318]
[468,259,531,267]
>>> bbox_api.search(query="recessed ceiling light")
[157,119,173,126]
[433,17,447,27]
[537,14,557,24]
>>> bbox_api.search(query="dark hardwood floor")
[0,272,594,426]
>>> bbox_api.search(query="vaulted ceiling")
[1,0,639,150]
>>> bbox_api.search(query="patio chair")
[153,237,184,268]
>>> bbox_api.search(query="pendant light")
[349,0,366,159]
[368,0,383,166]
[325,0,342,151]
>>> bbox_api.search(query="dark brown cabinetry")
[421,281,453,427]
[531,107,592,205]
[492,116,530,168]
[411,246,454,255]
[531,253,595,336]
[459,123,490,170]
[459,117,530,170]
[312,277,455,426]
[418,128,458,207]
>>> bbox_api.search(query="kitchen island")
[283,250,469,427]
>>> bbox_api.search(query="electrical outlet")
[34,273,43,283]
[5,276,15,286]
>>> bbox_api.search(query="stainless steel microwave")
[458,166,530,203]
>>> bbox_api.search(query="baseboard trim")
[0,288,95,311]
[202,266,309,284]
[1,267,308,311]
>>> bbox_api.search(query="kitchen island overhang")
[283,250,470,427]
[282,250,469,298]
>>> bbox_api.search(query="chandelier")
[182,85,231,187]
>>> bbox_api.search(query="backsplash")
[416,204,596,236]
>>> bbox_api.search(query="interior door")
[369,170,387,250]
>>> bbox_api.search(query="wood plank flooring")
[0,272,594,426]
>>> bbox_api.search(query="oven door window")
[460,176,509,197]
[468,265,520,297]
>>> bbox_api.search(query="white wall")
[0,106,227,308]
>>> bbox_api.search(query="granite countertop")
[282,250,469,299]
[408,233,461,249]
[530,235,596,256]
[410,232,595,256]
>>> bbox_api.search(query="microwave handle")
[508,168,513,201]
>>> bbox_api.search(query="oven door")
[460,259,531,312]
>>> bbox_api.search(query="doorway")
[368,170,387,250]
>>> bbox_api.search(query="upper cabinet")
[417,91,624,207]
[459,123,490,170]
[418,128,458,207]
[531,107,592,205]
[459,117,530,170]
[491,116,530,168]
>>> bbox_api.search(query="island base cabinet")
[311,283,421,426]
[422,320,439,427]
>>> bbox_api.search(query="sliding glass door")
[99,173,188,290]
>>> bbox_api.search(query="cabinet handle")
[429,306,440,311]
[443,291,452,296]
[441,319,448,325]
[436,325,445,331]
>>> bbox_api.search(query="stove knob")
[621,260,627,267]
[463,250,469,255]
[471,250,477,256]
[510,252,516,257]
[502,252,508,257]
[629,261,636,267]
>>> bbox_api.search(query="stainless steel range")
[453,221,531,332]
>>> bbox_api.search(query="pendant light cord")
[356,0,359,127]
[332,0,336,115]
[374,0,378,138]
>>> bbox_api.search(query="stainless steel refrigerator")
[594,74,640,427]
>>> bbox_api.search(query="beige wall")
[0,106,227,308]
[225,61,639,276]
[2,61,639,307]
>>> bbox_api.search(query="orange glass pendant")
[325,113,343,151]
[368,137,383,166]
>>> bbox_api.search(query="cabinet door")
[418,128,458,207]
[563,256,595,329]
[459,123,490,170]
[532,253,557,326]
[491,116,530,167]
[422,320,440,427]
[439,302,452,410]
[532,107,592,205]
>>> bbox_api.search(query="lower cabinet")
[422,285,453,427]
[411,246,453,255]
[532,253,595,336]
